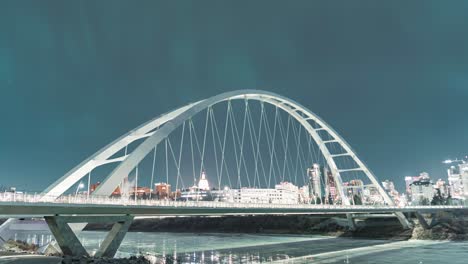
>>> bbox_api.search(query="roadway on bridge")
[0,201,464,217]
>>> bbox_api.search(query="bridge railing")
[0,191,465,210]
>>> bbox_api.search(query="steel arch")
[42,90,388,204]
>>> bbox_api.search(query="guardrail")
[0,192,465,211]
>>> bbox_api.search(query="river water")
[10,231,468,263]
[79,231,468,263]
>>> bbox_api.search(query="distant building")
[382,180,404,205]
[410,178,433,205]
[173,189,182,200]
[446,161,468,199]
[363,185,385,205]
[154,182,171,199]
[198,171,210,191]
[396,194,408,207]
[348,180,364,193]
[90,181,121,196]
[343,179,364,205]
[298,185,310,204]
[405,172,430,199]
[211,187,235,202]
[420,172,430,180]
[180,186,211,201]
[179,171,212,201]
[448,165,463,198]
[323,168,337,204]
[382,180,396,193]
[129,186,151,198]
[405,176,415,196]
[307,164,322,200]
[434,179,448,197]
[459,163,468,197]
[232,182,299,204]
[275,182,299,204]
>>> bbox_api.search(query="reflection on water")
[337,241,468,264]
[77,232,468,264]
[78,232,392,263]
[8,231,468,263]
[79,231,329,262]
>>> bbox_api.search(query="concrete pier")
[44,215,133,257]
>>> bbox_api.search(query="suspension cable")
[291,121,303,185]
[227,101,243,188]
[175,121,186,199]
[278,113,292,182]
[210,105,233,188]
[189,118,196,186]
[263,106,282,186]
[167,137,185,192]
[229,99,251,188]
[199,107,211,179]
[134,165,138,202]
[165,139,168,185]
[209,108,221,190]
[149,145,157,199]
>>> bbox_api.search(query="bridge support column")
[414,212,452,230]
[346,214,356,230]
[44,215,133,257]
[415,212,431,230]
[395,212,412,229]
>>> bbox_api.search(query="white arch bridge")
[2,90,458,257]
[42,90,401,207]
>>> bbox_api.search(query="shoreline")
[2,213,468,263]
[85,215,412,240]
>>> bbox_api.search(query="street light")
[75,182,85,198]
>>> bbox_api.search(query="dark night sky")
[0,1,467,193]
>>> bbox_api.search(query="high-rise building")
[410,178,433,205]
[459,163,468,197]
[446,162,468,199]
[405,173,429,199]
[307,164,322,200]
[448,165,462,198]
[325,168,337,204]
[405,176,414,195]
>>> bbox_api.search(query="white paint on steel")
[42,90,395,211]
[40,102,199,201]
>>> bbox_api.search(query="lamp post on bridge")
[75,182,84,199]
[87,171,92,200]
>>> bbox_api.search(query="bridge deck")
[0,201,465,217]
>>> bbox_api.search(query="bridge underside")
[3,201,458,216]
[0,202,430,220]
